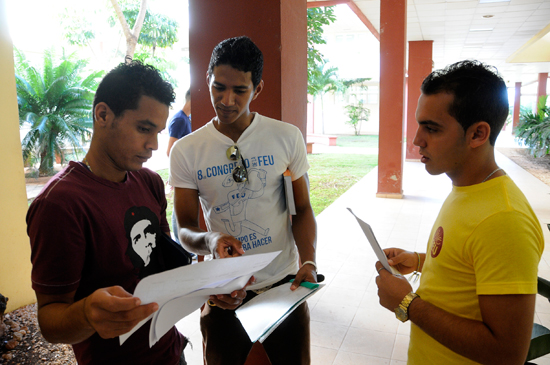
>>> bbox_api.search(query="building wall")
[0,0,36,312]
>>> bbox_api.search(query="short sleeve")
[27,198,86,295]
[469,210,543,295]
[169,137,198,190]
[287,127,310,181]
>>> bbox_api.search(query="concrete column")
[188,0,307,138]
[377,0,407,198]
[538,73,548,103]
[513,82,521,129]
[0,0,36,312]
[405,40,432,161]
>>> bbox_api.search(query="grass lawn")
[307,153,377,215]
[336,134,378,148]
[158,135,378,231]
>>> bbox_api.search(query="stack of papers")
[120,251,281,347]
[236,281,324,343]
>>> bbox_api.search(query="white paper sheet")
[347,208,401,275]
[236,282,324,343]
[119,250,281,347]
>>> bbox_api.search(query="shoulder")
[255,114,302,135]
[132,168,164,187]
[35,163,87,200]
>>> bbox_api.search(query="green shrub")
[515,96,550,157]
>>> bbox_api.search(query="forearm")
[37,299,95,344]
[292,205,317,264]
[408,298,528,364]
[178,225,213,255]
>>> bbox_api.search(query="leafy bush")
[515,96,550,157]
[345,100,370,136]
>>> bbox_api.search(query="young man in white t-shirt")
[169,36,317,364]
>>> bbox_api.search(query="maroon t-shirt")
[27,162,184,365]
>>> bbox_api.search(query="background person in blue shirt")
[166,88,191,157]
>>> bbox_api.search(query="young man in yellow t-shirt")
[375,60,544,364]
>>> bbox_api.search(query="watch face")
[395,307,408,322]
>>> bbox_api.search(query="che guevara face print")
[124,206,160,274]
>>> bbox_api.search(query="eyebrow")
[212,81,250,90]
[137,119,160,129]
[418,120,442,127]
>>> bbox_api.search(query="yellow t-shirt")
[408,175,544,364]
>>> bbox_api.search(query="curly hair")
[207,36,263,88]
[421,60,509,146]
[93,60,175,119]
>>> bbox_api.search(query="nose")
[221,90,235,106]
[146,134,159,151]
[412,127,424,148]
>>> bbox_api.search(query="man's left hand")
[208,276,255,310]
[290,263,317,291]
[375,262,413,311]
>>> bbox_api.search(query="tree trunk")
[110,0,148,61]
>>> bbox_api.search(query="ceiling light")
[470,28,494,32]
[479,0,510,3]
[482,15,494,18]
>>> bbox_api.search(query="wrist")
[81,297,94,330]
[302,260,317,272]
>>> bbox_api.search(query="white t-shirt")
[169,113,310,289]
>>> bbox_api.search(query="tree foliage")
[116,8,179,56]
[307,6,336,95]
[515,96,550,157]
[15,49,103,176]
[109,0,179,60]
[60,8,96,48]
[309,61,339,98]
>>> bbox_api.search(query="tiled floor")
[177,134,550,364]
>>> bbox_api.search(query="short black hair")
[93,60,175,119]
[207,36,263,88]
[421,60,509,146]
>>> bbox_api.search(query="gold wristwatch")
[394,292,419,322]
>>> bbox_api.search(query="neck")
[182,102,191,115]
[450,149,503,186]
[84,144,127,183]
[214,112,255,142]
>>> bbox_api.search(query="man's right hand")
[83,286,159,339]
[207,232,245,259]
[383,248,419,275]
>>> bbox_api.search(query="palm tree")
[309,61,340,134]
[15,49,103,176]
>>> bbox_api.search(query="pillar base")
[376,192,404,199]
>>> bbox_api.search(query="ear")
[251,80,264,101]
[206,71,211,86]
[94,102,113,128]
[467,121,491,148]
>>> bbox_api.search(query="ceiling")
[308,0,550,91]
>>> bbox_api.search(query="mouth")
[137,155,151,163]
[217,107,236,116]
[419,151,430,163]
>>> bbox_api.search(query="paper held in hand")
[119,251,281,348]
[347,208,400,275]
[236,281,324,343]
